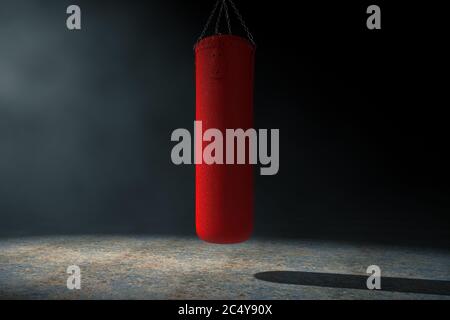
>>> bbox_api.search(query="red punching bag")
[195,0,256,244]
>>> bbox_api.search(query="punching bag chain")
[215,0,232,35]
[214,1,224,34]
[227,0,255,45]
[197,0,255,46]
[223,0,232,35]
[197,0,221,44]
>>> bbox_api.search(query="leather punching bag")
[194,0,256,244]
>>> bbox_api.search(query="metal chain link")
[214,1,224,34]
[197,0,221,43]
[214,0,232,34]
[196,0,255,46]
[223,0,232,34]
[227,0,255,45]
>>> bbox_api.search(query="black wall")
[0,0,448,247]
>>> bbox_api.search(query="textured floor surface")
[0,236,449,299]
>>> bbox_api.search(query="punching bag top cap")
[194,34,256,53]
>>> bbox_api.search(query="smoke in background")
[0,1,199,235]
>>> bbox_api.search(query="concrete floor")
[0,236,449,299]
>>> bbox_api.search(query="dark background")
[0,0,448,247]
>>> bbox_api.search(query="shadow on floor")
[254,271,450,296]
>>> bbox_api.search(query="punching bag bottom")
[195,34,255,244]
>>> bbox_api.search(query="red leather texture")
[195,35,255,244]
